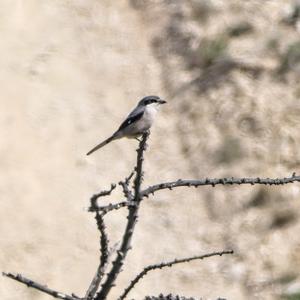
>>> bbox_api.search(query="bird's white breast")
[143,103,159,126]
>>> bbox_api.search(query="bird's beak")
[158,99,167,104]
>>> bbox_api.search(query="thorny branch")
[118,250,234,300]
[2,272,78,300]
[85,212,110,299]
[86,171,136,298]
[89,174,300,214]
[141,174,300,197]
[95,131,150,300]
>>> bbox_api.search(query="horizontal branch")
[118,250,234,300]
[88,201,137,214]
[2,272,77,300]
[141,174,300,197]
[90,174,300,216]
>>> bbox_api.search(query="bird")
[86,95,167,155]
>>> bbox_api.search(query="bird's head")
[138,95,167,107]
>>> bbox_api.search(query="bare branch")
[118,250,234,300]
[141,174,300,198]
[105,174,300,210]
[96,131,150,300]
[90,184,117,211]
[85,212,110,299]
[2,272,77,300]
[125,170,135,185]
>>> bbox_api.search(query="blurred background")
[1,1,300,299]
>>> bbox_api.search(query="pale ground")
[1,1,300,300]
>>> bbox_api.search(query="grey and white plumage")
[86,95,166,155]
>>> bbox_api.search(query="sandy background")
[1,1,300,299]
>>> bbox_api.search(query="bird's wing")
[117,109,144,131]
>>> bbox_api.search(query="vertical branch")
[85,212,109,299]
[96,131,149,300]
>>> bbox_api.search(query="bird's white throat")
[144,103,159,123]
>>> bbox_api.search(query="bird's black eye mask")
[144,99,157,105]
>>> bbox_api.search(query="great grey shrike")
[86,95,166,155]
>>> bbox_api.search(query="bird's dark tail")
[86,134,117,155]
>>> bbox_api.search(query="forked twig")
[119,180,134,200]
[118,171,135,200]
[118,250,234,300]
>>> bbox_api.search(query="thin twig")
[119,181,133,200]
[141,174,300,198]
[119,171,135,200]
[85,212,110,299]
[118,250,234,300]
[96,131,149,300]
[125,171,135,184]
[2,272,77,300]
